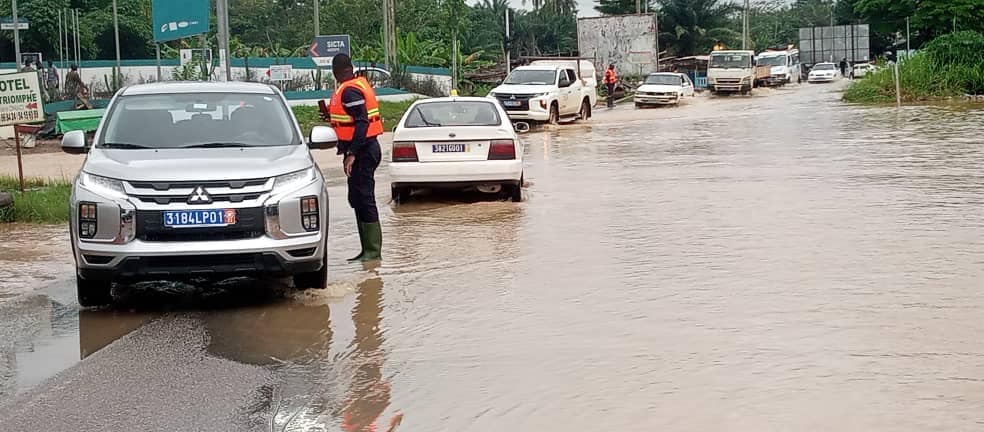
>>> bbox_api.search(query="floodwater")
[2,82,984,430]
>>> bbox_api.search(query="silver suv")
[62,82,339,306]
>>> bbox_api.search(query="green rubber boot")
[347,222,367,262]
[359,222,382,261]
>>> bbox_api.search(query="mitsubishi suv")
[62,82,338,306]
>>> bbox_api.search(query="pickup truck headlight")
[274,167,317,192]
[79,172,126,198]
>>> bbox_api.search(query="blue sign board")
[308,35,351,66]
[152,0,210,43]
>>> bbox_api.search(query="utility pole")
[654,11,659,71]
[216,0,231,81]
[113,0,121,72]
[382,0,390,69]
[504,8,511,74]
[314,0,320,37]
[636,0,640,15]
[12,0,21,72]
[742,0,749,50]
[58,10,63,70]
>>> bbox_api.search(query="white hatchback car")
[389,97,525,202]
[808,63,840,83]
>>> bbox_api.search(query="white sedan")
[808,63,840,83]
[389,97,525,203]
[634,72,695,107]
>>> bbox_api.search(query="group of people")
[22,59,90,109]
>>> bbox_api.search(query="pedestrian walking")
[327,54,384,262]
[839,58,848,77]
[604,64,618,108]
[45,60,60,101]
[65,64,92,110]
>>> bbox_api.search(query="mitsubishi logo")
[510,95,516,100]
[187,186,212,205]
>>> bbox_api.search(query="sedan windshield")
[644,75,683,86]
[503,70,556,85]
[813,64,836,71]
[710,54,751,69]
[404,101,501,128]
[98,92,298,149]
[757,56,785,66]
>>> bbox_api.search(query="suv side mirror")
[308,126,338,150]
[61,130,88,154]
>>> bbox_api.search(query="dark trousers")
[606,83,615,107]
[347,138,382,223]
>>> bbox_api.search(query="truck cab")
[707,50,763,95]
[488,60,597,124]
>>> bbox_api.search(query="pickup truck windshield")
[644,75,683,85]
[757,56,785,66]
[98,92,298,149]
[710,54,751,69]
[503,70,556,85]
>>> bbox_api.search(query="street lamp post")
[12,0,21,72]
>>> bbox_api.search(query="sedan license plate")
[502,100,521,107]
[163,209,236,228]
[432,143,468,153]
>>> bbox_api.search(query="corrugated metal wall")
[577,15,657,77]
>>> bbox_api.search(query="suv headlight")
[274,167,317,192]
[79,172,126,198]
[532,92,549,97]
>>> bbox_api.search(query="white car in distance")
[389,97,525,203]
[634,73,695,107]
[808,63,840,83]
[851,63,877,79]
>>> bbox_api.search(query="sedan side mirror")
[308,126,338,150]
[61,130,88,154]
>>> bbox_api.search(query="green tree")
[595,0,655,15]
[657,0,740,56]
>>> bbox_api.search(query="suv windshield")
[405,101,501,128]
[710,54,751,69]
[503,70,556,85]
[644,75,683,85]
[757,56,785,66]
[98,92,298,149]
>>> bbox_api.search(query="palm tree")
[658,0,741,56]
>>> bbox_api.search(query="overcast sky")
[492,0,793,18]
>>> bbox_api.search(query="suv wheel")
[293,239,328,290]
[77,273,112,307]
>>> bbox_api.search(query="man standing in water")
[604,64,618,108]
[327,54,383,262]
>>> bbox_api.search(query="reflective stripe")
[343,99,366,107]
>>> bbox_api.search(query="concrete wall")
[577,15,657,77]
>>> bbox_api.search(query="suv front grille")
[135,207,266,242]
[495,94,534,111]
[125,178,273,206]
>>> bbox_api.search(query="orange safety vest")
[329,76,384,141]
[604,68,618,84]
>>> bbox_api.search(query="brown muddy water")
[1,83,984,431]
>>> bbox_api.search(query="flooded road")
[2,82,984,430]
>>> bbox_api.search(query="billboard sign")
[0,72,44,126]
[799,25,870,64]
[309,35,351,67]
[152,0,210,43]
[0,17,28,30]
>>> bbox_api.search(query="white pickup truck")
[488,60,597,124]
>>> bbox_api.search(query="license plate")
[163,209,236,228]
[432,144,468,153]
[502,100,521,107]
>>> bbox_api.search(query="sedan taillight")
[392,141,418,162]
[488,139,516,160]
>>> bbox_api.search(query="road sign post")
[308,35,352,68]
[0,71,45,191]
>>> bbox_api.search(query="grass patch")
[291,99,415,135]
[844,31,984,104]
[0,177,72,224]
